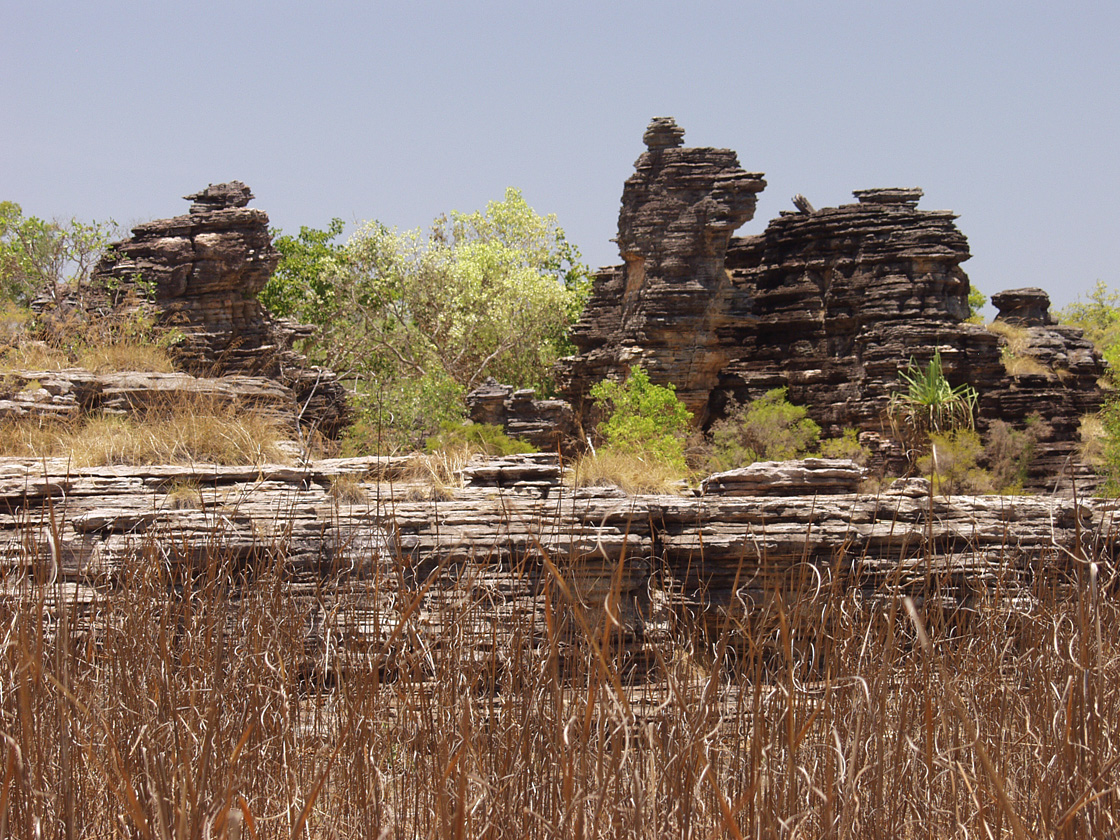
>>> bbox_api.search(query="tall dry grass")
[569,448,688,494]
[1,513,1118,837]
[0,396,290,466]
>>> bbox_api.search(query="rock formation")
[2,453,1111,675]
[89,182,349,436]
[465,378,577,452]
[557,119,1107,491]
[555,117,766,420]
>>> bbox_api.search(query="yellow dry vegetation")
[0,339,175,374]
[568,448,688,495]
[0,395,290,466]
[986,320,1054,378]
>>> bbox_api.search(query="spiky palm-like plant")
[888,350,979,457]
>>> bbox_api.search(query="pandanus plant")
[888,350,979,458]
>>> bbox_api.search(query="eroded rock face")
[465,379,578,453]
[992,288,1054,326]
[557,120,1107,491]
[90,182,349,435]
[1,455,1109,673]
[555,117,766,420]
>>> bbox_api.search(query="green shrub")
[1094,400,1120,496]
[818,428,871,465]
[424,421,536,457]
[1056,280,1120,374]
[918,429,993,496]
[590,366,692,473]
[704,388,821,472]
[887,350,978,460]
[967,285,987,324]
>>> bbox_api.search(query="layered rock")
[986,288,1106,487]
[465,378,578,452]
[0,368,301,430]
[558,120,1107,491]
[1,455,1110,676]
[555,117,766,421]
[89,182,349,436]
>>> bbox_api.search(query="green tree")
[590,366,692,472]
[261,189,591,449]
[1057,280,1120,370]
[259,218,347,320]
[0,201,117,306]
[967,284,987,323]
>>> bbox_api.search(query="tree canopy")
[0,201,117,307]
[260,188,591,449]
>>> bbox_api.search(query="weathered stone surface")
[88,182,350,436]
[701,459,865,496]
[555,117,766,420]
[0,368,300,426]
[465,378,578,452]
[993,287,1054,326]
[2,455,1111,669]
[557,119,1107,492]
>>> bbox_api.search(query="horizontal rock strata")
[0,368,301,428]
[465,379,578,452]
[557,120,1107,492]
[88,182,349,436]
[3,454,1112,676]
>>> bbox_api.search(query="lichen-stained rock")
[556,117,766,421]
[89,182,350,436]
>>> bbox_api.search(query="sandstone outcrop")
[465,378,578,452]
[555,117,766,420]
[0,368,302,430]
[89,182,349,436]
[3,454,1112,675]
[556,119,1107,491]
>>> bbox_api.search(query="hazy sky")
[3,1,1117,310]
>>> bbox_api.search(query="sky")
[3,0,1118,311]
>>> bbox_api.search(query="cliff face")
[90,182,350,436]
[557,120,1106,488]
[555,117,766,421]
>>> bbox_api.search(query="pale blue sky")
[3,1,1117,310]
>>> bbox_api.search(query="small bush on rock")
[985,416,1044,493]
[704,388,821,472]
[919,429,993,496]
[424,420,535,457]
[818,428,871,465]
[590,366,692,473]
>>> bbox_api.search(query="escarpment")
[553,118,1107,490]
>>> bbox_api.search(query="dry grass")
[987,320,1055,378]
[569,448,689,494]
[400,449,474,500]
[1079,412,1107,467]
[0,398,290,466]
[0,339,176,374]
[1,517,1118,838]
